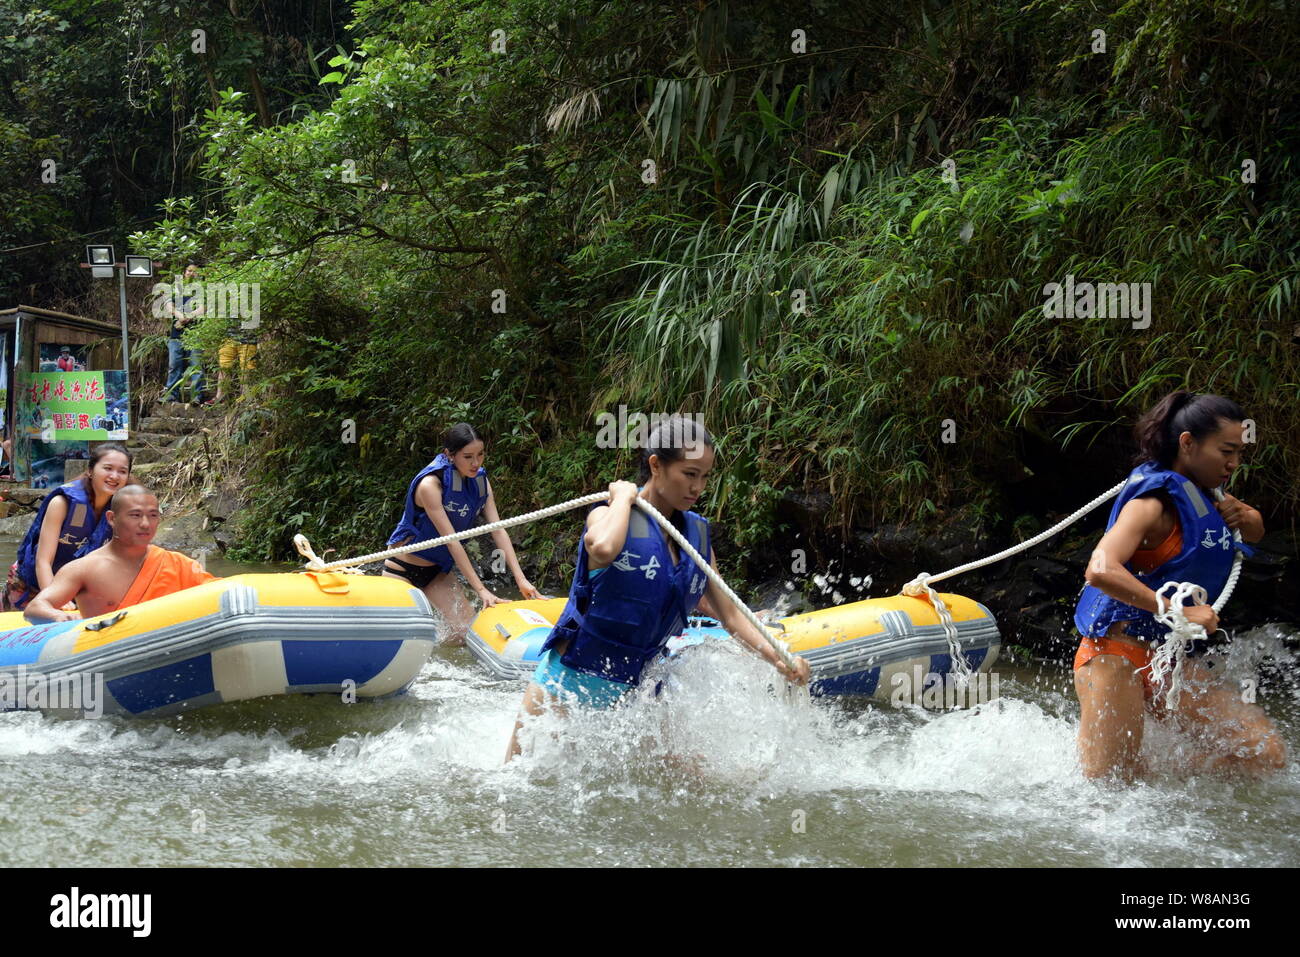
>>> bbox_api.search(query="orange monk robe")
[112,545,219,610]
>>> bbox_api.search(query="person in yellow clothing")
[214,320,258,403]
[24,485,218,622]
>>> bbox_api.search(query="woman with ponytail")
[1073,391,1284,779]
[383,423,539,644]
[505,415,809,761]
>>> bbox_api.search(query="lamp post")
[83,246,154,388]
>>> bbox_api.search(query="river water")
[1,534,1297,867]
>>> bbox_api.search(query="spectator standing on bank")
[161,263,210,406]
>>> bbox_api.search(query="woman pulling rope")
[1072,391,1284,780]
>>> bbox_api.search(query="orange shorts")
[1074,634,1157,699]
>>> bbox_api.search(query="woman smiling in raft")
[505,415,809,762]
[5,443,133,610]
[1073,391,1285,780]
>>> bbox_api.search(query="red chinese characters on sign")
[26,373,122,437]
[49,408,101,431]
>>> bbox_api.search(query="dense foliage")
[6,0,1298,574]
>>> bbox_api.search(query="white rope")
[899,574,975,684]
[906,479,1128,590]
[902,479,1130,684]
[1146,488,1244,710]
[294,492,609,570]
[293,491,800,681]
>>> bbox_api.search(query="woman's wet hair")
[638,415,714,483]
[443,422,483,455]
[1134,390,1247,466]
[82,442,134,501]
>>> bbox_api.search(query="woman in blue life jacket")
[1073,391,1284,780]
[5,443,133,610]
[383,423,540,644]
[505,416,811,762]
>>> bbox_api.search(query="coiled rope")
[1146,488,1244,710]
[294,491,799,679]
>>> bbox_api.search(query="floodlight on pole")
[125,256,154,278]
[87,244,115,279]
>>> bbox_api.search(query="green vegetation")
[6,0,1298,573]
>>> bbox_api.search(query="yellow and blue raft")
[467,593,1000,701]
[0,573,437,717]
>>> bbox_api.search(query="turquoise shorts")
[532,648,631,710]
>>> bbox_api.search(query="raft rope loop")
[901,480,1243,707]
[1146,488,1244,711]
[901,479,1130,685]
[294,492,800,684]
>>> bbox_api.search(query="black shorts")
[383,557,446,590]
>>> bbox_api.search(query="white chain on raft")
[294,492,799,681]
[1147,488,1244,711]
[902,479,1129,685]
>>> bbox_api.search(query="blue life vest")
[15,480,111,592]
[386,453,489,571]
[1074,462,1250,642]
[542,504,711,686]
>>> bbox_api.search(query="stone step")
[129,447,171,465]
[129,462,170,480]
[3,488,45,507]
[157,400,223,416]
[139,415,207,433]
[127,431,180,447]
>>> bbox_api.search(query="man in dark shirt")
[161,263,208,404]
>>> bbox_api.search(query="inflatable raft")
[467,594,999,702]
[0,573,437,717]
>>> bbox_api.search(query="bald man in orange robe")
[24,485,218,622]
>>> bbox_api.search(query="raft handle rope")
[294,492,800,681]
[84,610,128,632]
[902,479,1130,685]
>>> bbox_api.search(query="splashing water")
[1,626,1297,866]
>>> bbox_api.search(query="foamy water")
[2,624,1296,867]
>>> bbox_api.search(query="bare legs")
[1076,654,1147,781]
[381,566,474,645]
[1076,654,1286,780]
[505,682,561,764]
[1169,661,1287,775]
[426,571,474,646]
